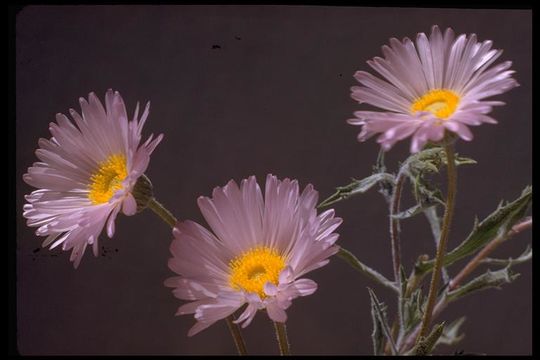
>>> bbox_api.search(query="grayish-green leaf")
[337,248,398,293]
[416,186,532,275]
[398,266,408,335]
[391,203,437,220]
[424,205,441,242]
[423,206,449,283]
[407,322,445,355]
[405,146,476,177]
[399,266,408,295]
[374,148,394,203]
[396,146,475,222]
[447,266,520,302]
[368,288,398,355]
[318,173,395,208]
[481,245,532,266]
[436,317,466,347]
[402,288,424,333]
[412,178,446,208]
[407,146,475,176]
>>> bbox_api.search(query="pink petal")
[234,303,259,328]
[264,282,279,296]
[444,121,474,141]
[289,278,318,297]
[106,206,121,238]
[122,193,137,216]
[266,302,288,323]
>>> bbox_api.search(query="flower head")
[23,89,163,267]
[348,25,518,153]
[165,175,342,336]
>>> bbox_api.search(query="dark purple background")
[16,6,531,355]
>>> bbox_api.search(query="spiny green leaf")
[405,146,476,176]
[318,173,395,208]
[481,245,532,266]
[374,148,394,203]
[436,317,466,347]
[398,265,408,332]
[402,288,424,333]
[337,248,398,293]
[348,173,395,195]
[391,203,437,220]
[412,178,446,207]
[422,206,450,282]
[374,147,387,174]
[399,266,408,295]
[408,322,445,355]
[368,288,398,355]
[416,186,532,275]
[456,157,477,166]
[447,266,520,302]
[397,146,475,223]
[423,204,451,282]
[423,206,441,244]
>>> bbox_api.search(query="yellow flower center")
[88,154,128,204]
[229,247,286,298]
[411,89,460,119]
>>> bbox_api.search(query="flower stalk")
[417,134,457,341]
[389,169,406,337]
[389,171,406,284]
[226,316,248,355]
[147,197,177,227]
[274,321,291,355]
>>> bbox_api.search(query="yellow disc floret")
[229,247,286,298]
[88,154,128,204]
[411,89,460,119]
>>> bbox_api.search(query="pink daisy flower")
[23,89,163,268]
[165,175,342,336]
[348,25,518,153]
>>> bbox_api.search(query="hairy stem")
[390,171,406,285]
[147,198,177,227]
[417,137,457,341]
[226,315,248,355]
[274,322,290,355]
[391,170,407,348]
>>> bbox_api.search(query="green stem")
[417,135,457,341]
[389,170,407,344]
[147,197,177,227]
[147,197,248,355]
[226,315,248,355]
[273,322,290,355]
[390,171,405,285]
